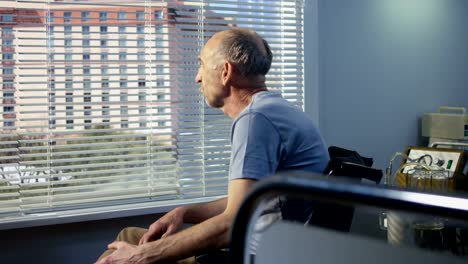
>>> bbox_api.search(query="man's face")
[195,35,226,108]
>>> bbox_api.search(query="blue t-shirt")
[229,91,329,181]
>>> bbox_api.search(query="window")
[82,11,89,22]
[3,80,14,89]
[83,80,91,89]
[4,121,15,128]
[102,106,109,116]
[100,40,107,47]
[0,1,305,224]
[64,12,71,23]
[118,11,126,20]
[2,53,13,60]
[83,39,90,48]
[100,26,107,34]
[119,66,127,75]
[102,92,109,102]
[66,120,74,129]
[136,11,144,20]
[155,24,163,33]
[156,37,164,47]
[64,25,72,35]
[99,12,107,22]
[3,106,14,112]
[65,81,73,89]
[119,52,127,60]
[82,26,90,35]
[154,10,164,20]
[84,120,92,129]
[138,65,145,75]
[100,53,108,61]
[84,93,91,103]
[47,38,54,49]
[137,38,145,48]
[64,39,72,48]
[120,106,128,116]
[137,25,144,34]
[101,67,109,76]
[2,39,13,47]
[119,39,126,47]
[83,66,90,75]
[2,14,14,23]
[120,92,128,102]
[2,27,13,34]
[2,68,13,75]
[66,93,73,103]
[101,80,109,89]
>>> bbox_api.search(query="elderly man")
[97,28,329,264]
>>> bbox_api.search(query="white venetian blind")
[0,0,304,220]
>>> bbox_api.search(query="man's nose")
[195,70,202,83]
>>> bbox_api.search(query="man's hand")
[139,207,185,245]
[96,242,142,264]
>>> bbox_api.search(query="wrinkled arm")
[138,178,255,263]
[181,197,227,224]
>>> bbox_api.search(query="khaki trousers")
[98,227,197,264]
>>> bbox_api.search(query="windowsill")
[0,196,224,231]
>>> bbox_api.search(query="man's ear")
[222,61,235,86]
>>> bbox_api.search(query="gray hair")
[217,28,272,77]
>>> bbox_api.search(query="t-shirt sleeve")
[229,112,282,181]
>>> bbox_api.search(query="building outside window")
[0,0,306,227]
